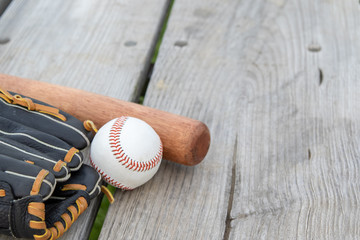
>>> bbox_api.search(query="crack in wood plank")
[223,135,238,240]
[0,0,11,17]
[137,0,175,104]
[319,68,323,86]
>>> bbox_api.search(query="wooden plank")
[0,0,169,239]
[101,0,360,239]
[99,0,237,239]
[0,0,168,100]
[227,0,360,239]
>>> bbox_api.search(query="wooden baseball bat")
[0,73,210,166]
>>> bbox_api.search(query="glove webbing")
[31,197,88,240]
[0,88,66,121]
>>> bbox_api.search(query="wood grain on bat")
[0,73,210,166]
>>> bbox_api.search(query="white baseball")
[90,116,163,190]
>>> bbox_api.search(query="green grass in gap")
[88,185,116,240]
[88,0,175,238]
[151,0,175,64]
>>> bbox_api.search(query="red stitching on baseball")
[109,117,163,172]
[90,156,132,190]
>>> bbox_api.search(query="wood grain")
[100,0,360,239]
[0,0,169,239]
[0,0,168,101]
[228,0,360,239]
[100,0,238,238]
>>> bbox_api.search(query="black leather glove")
[0,88,107,239]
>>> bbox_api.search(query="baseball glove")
[0,88,112,239]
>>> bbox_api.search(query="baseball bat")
[0,73,210,166]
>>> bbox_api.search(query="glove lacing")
[0,88,66,121]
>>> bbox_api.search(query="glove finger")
[0,116,84,171]
[0,136,70,182]
[0,154,56,200]
[0,91,93,149]
[53,164,102,200]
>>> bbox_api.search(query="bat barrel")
[0,74,211,166]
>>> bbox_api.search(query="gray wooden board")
[0,0,169,100]
[227,0,360,239]
[0,0,169,239]
[99,0,236,239]
[101,0,360,239]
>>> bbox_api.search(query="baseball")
[90,116,163,190]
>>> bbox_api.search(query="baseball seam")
[90,156,132,190]
[109,117,163,172]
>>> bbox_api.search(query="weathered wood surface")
[227,1,360,239]
[0,0,359,239]
[101,0,360,239]
[0,0,169,239]
[0,0,169,101]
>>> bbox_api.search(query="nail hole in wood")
[174,40,188,47]
[319,68,323,86]
[0,38,10,44]
[308,44,321,52]
[124,41,137,47]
